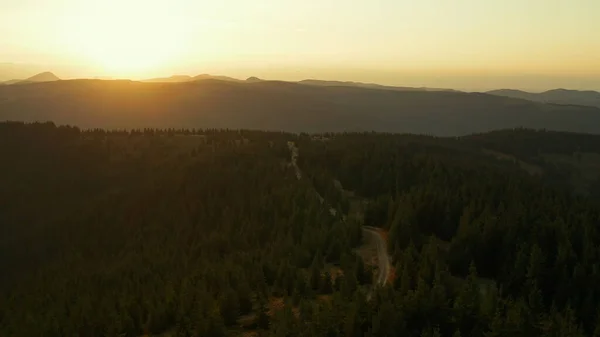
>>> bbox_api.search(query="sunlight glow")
[1,0,599,89]
[65,1,189,77]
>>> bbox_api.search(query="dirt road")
[362,226,390,286]
[287,141,391,288]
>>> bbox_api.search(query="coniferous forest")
[4,122,600,336]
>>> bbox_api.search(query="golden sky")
[1,0,599,90]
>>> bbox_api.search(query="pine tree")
[320,271,334,294]
[219,290,239,326]
[257,301,270,330]
[310,263,322,291]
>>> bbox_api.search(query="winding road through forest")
[362,226,390,286]
[287,141,391,288]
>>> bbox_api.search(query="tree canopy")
[3,122,600,336]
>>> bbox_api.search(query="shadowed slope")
[2,79,600,135]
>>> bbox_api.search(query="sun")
[66,1,188,77]
[82,24,181,76]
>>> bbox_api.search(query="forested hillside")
[3,79,600,135]
[0,122,364,336]
[297,131,600,336]
[3,122,600,336]
[487,89,600,108]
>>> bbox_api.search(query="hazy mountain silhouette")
[26,72,60,82]
[2,79,600,136]
[488,88,600,108]
[246,76,264,82]
[143,75,193,83]
[298,79,456,92]
[192,74,241,82]
[143,74,241,83]
[1,71,60,85]
[144,74,454,92]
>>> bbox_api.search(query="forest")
[3,122,600,336]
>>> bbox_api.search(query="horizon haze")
[1,0,599,91]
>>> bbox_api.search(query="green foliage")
[4,124,600,336]
[0,123,358,336]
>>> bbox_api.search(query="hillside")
[2,79,600,136]
[4,123,600,336]
[488,88,600,108]
[463,128,600,195]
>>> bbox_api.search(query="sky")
[1,0,599,91]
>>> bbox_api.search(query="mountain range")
[144,74,600,107]
[142,74,243,83]
[6,71,600,109]
[3,69,600,107]
[487,88,600,108]
[297,79,455,92]
[142,74,454,92]
[0,72,60,85]
[2,78,600,136]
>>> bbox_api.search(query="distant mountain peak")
[142,74,242,83]
[0,71,60,85]
[167,75,192,80]
[246,76,263,82]
[26,72,60,82]
[192,74,240,82]
[142,75,192,83]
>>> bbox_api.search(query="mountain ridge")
[298,79,456,92]
[141,73,455,92]
[2,78,600,136]
[1,71,60,85]
[488,88,600,108]
[142,74,241,83]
